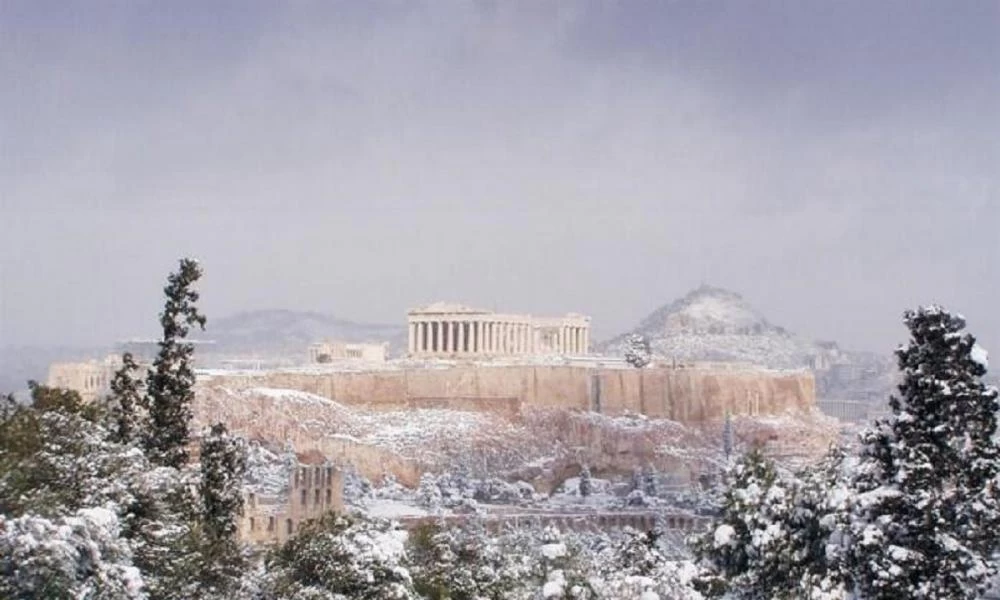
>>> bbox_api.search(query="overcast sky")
[2,1,998,354]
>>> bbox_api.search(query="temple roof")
[408,302,491,315]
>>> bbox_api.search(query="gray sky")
[2,1,998,354]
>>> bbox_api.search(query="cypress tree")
[144,258,206,469]
[578,465,592,498]
[193,423,247,599]
[199,423,247,545]
[107,352,145,444]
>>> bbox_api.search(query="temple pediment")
[409,302,490,315]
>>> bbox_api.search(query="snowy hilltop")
[600,285,897,407]
[600,285,818,369]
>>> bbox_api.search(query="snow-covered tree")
[0,396,143,518]
[691,448,803,599]
[623,334,652,369]
[417,472,443,512]
[0,508,145,600]
[107,352,146,445]
[408,521,522,600]
[263,513,418,600]
[594,527,700,600]
[144,258,206,469]
[531,526,592,599]
[847,306,1000,599]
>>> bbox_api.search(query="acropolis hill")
[194,300,816,424]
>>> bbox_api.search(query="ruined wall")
[200,364,814,424]
[239,465,344,545]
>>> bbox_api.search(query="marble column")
[457,321,465,354]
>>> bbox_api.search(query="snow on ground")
[353,409,493,454]
[364,499,429,519]
[245,387,340,406]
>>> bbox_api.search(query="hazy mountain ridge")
[204,309,408,357]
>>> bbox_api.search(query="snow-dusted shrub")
[474,477,525,504]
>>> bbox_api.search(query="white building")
[407,302,591,358]
[308,340,388,363]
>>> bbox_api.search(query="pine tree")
[107,352,146,445]
[847,306,1000,599]
[623,334,652,368]
[144,258,206,469]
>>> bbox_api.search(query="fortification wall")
[199,364,814,424]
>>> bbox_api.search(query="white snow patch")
[713,524,736,548]
[971,344,989,369]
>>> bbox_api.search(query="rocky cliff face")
[194,385,838,488]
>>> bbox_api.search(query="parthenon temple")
[408,302,591,358]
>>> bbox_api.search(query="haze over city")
[2,1,998,354]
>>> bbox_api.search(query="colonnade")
[408,318,589,357]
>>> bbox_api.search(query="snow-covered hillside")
[600,285,817,369]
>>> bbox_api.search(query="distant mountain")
[600,285,896,408]
[203,309,407,358]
